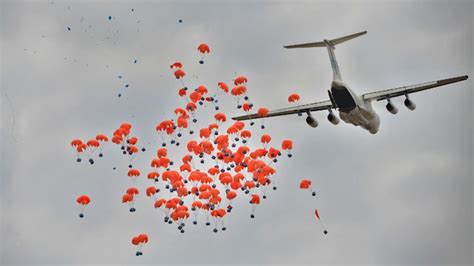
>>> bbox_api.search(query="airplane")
[232,31,468,134]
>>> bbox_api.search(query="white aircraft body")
[232,31,468,134]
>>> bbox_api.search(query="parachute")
[123,187,139,212]
[128,169,141,182]
[76,195,91,218]
[174,69,186,79]
[315,209,328,235]
[170,61,183,69]
[257,107,269,129]
[71,139,84,162]
[131,233,148,256]
[95,134,108,157]
[218,82,229,93]
[234,76,247,86]
[288,93,300,103]
[261,134,271,147]
[249,194,260,218]
[300,179,316,196]
[281,139,294,157]
[197,43,210,64]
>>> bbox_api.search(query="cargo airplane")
[232,31,468,134]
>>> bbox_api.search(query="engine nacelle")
[404,98,416,110]
[386,102,398,114]
[327,113,340,125]
[306,114,319,128]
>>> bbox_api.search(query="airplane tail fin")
[283,31,367,81]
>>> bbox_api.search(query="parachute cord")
[158,133,166,146]
[212,216,219,229]
[79,204,86,215]
[233,97,240,108]
[193,210,199,222]
[179,78,186,89]
[318,219,327,233]
[179,96,188,106]
[219,218,225,228]
[271,175,277,188]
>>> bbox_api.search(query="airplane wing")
[362,75,468,101]
[232,100,332,121]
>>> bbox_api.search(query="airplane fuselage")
[331,80,380,134]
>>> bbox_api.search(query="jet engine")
[404,97,416,110]
[306,113,319,128]
[386,99,398,114]
[327,112,340,125]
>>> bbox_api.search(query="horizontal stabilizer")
[284,30,367,49]
[284,41,326,49]
[330,31,367,45]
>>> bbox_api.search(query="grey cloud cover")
[1,0,472,265]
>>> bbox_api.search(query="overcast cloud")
[1,0,472,265]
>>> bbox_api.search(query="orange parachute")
[282,139,293,157]
[95,134,109,142]
[218,82,229,93]
[300,179,312,189]
[242,102,252,112]
[146,186,157,197]
[71,139,83,147]
[76,195,91,205]
[174,69,186,79]
[170,61,183,69]
[126,187,139,196]
[131,233,149,256]
[234,76,248,86]
[197,43,210,64]
[147,171,160,182]
[128,169,141,182]
[189,91,202,103]
[71,139,85,162]
[257,107,269,129]
[76,195,91,218]
[196,85,208,95]
[288,93,300,103]
[198,43,210,54]
[261,134,271,145]
[300,179,316,197]
[257,107,268,117]
[214,112,226,123]
[231,85,247,96]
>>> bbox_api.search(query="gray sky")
[1,0,472,265]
